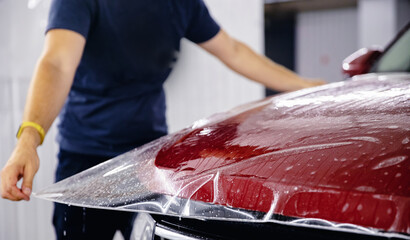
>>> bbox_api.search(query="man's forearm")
[224,40,312,92]
[199,30,324,92]
[18,29,86,146]
[19,57,74,146]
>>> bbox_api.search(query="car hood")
[36,73,410,237]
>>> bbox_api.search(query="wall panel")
[296,7,358,82]
[165,0,265,132]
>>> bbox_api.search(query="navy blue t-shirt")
[47,0,220,157]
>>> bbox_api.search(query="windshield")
[371,24,410,73]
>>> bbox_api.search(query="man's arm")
[199,29,325,92]
[0,29,85,201]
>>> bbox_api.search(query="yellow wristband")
[16,121,45,145]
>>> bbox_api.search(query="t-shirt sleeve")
[46,0,93,39]
[185,0,220,44]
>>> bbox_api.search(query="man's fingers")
[1,191,20,201]
[311,79,327,86]
[8,186,28,201]
[22,165,36,199]
[1,166,29,201]
[1,181,28,201]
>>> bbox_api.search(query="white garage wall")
[296,0,409,84]
[296,7,358,83]
[358,0,410,48]
[0,0,264,239]
[165,0,264,133]
[0,0,58,240]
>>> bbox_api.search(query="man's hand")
[1,128,40,201]
[302,78,327,88]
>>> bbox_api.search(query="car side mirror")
[342,47,382,78]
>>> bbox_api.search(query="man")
[1,0,324,239]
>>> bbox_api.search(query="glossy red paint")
[155,75,410,234]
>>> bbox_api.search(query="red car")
[36,23,410,240]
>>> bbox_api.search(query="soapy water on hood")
[35,76,410,238]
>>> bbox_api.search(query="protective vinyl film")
[35,74,410,238]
